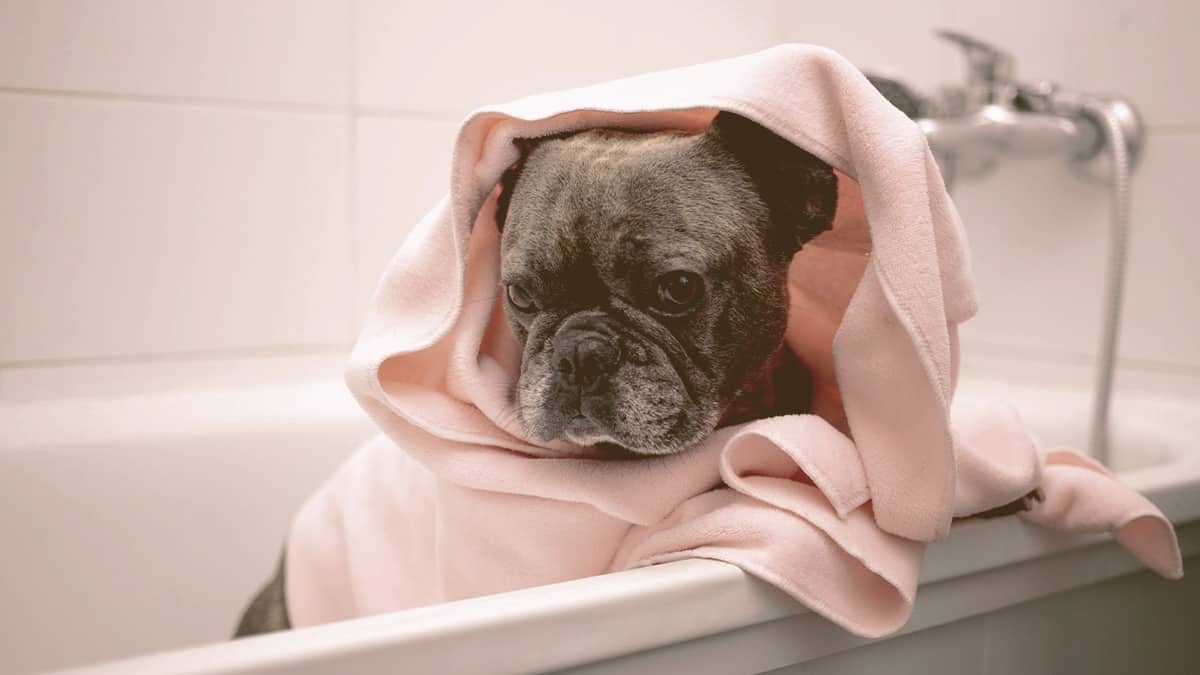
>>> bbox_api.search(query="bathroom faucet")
[866,30,1146,466]
[934,29,1015,111]
[870,30,1144,190]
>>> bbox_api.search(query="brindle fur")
[498,112,837,454]
[233,108,1035,638]
[233,554,290,637]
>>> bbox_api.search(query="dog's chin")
[561,418,621,448]
[555,414,709,458]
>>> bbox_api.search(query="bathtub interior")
[0,380,374,675]
[2,365,1197,674]
[955,375,1193,473]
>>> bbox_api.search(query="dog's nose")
[554,332,619,390]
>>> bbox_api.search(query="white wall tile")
[774,0,953,96]
[953,131,1200,372]
[353,116,459,324]
[0,94,353,362]
[356,0,783,113]
[1121,131,1200,369]
[954,156,1113,361]
[0,0,349,105]
[1,0,1195,382]
[944,0,1200,127]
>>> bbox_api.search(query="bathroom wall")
[775,0,1199,387]
[1,0,1197,399]
[935,0,1200,383]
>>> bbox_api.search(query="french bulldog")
[233,111,837,637]
[233,108,1048,637]
[494,111,839,456]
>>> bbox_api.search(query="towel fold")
[285,44,1181,638]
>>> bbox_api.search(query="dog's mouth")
[560,415,644,452]
[514,308,715,457]
[561,415,682,459]
[561,415,614,445]
[591,441,643,460]
[525,343,809,459]
[557,404,699,457]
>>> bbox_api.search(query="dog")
[494,111,839,455]
[233,111,838,637]
[233,108,1048,637]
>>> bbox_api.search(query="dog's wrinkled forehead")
[497,129,767,284]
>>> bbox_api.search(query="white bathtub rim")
[13,371,1200,674]
[47,477,1200,675]
[50,524,1200,675]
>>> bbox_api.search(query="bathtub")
[3,355,1199,674]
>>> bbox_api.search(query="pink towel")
[285,44,1182,637]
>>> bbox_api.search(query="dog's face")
[495,112,837,455]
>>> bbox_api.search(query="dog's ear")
[708,111,838,251]
[494,137,538,232]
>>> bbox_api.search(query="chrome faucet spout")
[916,105,1103,183]
[935,29,1015,108]
[865,30,1144,187]
[865,29,1147,467]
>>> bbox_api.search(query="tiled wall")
[1,1,1196,396]
[938,0,1200,375]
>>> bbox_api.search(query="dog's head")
[495,112,837,455]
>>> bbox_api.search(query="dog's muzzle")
[552,313,621,393]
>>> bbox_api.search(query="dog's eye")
[506,284,537,313]
[654,271,703,312]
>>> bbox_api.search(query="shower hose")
[1078,97,1133,467]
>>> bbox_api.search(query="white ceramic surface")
[0,0,350,105]
[2,3,1198,673]
[2,1,1197,375]
[0,93,353,362]
[2,366,1197,675]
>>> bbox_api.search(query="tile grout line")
[345,0,363,342]
[0,84,462,122]
[963,341,1200,378]
[356,106,466,122]
[1,87,1194,133]
[0,343,349,370]
[0,84,348,116]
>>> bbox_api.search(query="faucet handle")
[936,29,1015,105]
